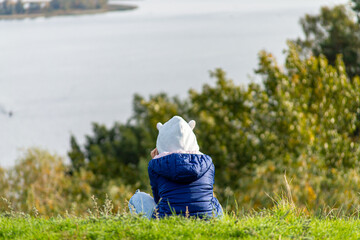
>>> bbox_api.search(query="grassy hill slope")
[1,204,360,240]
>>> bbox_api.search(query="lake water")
[0,0,348,166]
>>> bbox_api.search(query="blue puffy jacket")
[148,153,222,218]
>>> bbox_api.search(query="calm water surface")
[0,0,347,165]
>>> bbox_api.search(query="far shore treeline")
[0,0,108,15]
[1,1,360,217]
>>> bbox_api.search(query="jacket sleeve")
[148,162,160,204]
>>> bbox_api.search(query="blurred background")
[2,0,360,217]
[0,0,346,166]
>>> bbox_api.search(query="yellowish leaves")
[305,183,317,203]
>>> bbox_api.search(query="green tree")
[49,0,61,10]
[7,149,79,215]
[68,135,85,173]
[295,5,360,79]
[191,43,360,209]
[352,0,360,21]
[0,167,8,198]
[69,43,360,212]
[1,0,14,15]
[49,0,108,11]
[15,0,24,14]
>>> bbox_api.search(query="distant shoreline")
[0,4,137,20]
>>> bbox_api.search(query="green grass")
[1,204,360,240]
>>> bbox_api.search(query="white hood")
[156,116,199,154]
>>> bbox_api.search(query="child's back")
[148,116,222,218]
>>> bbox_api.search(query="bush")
[68,42,360,213]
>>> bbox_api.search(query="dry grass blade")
[283,174,295,208]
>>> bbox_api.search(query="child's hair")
[156,116,199,154]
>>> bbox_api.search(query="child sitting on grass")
[129,116,223,219]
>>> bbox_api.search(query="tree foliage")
[4,149,86,215]
[295,4,360,79]
[0,148,135,216]
[0,0,108,15]
[68,42,360,212]
[49,0,108,11]
[352,0,360,21]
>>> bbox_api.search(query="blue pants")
[128,190,223,219]
[128,190,156,219]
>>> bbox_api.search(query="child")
[129,116,223,219]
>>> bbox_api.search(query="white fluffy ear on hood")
[156,122,163,130]
[188,120,196,130]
